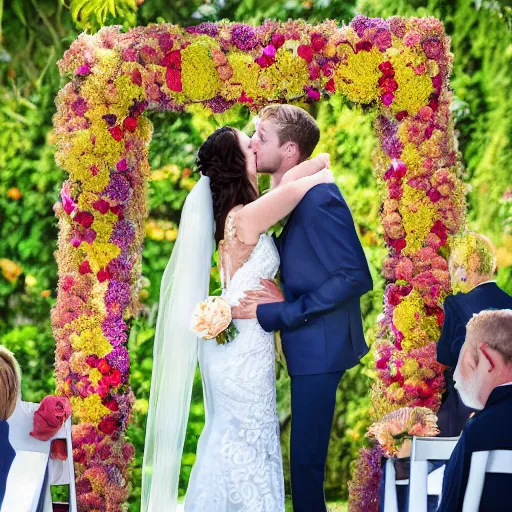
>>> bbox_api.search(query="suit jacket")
[0,420,15,508]
[437,282,512,367]
[437,384,512,512]
[257,183,373,376]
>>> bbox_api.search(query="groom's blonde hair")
[258,104,320,161]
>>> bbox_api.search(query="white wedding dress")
[183,208,285,512]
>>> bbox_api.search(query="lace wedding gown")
[183,207,285,512]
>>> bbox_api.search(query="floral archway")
[52,16,465,511]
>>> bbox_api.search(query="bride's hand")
[314,152,331,170]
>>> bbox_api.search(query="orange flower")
[7,188,22,200]
[0,259,23,282]
[41,290,52,298]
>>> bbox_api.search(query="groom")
[232,104,373,511]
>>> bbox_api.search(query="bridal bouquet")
[190,296,239,345]
[366,406,439,458]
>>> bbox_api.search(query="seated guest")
[437,309,512,512]
[437,233,512,436]
[0,346,20,507]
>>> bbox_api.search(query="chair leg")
[408,460,428,512]
[384,459,399,512]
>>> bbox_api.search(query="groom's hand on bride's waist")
[231,279,284,319]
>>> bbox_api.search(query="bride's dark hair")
[196,126,258,245]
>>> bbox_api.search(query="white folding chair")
[462,450,512,512]
[407,436,460,512]
[3,400,77,512]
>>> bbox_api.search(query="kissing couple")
[141,104,373,512]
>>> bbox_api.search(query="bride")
[141,125,332,511]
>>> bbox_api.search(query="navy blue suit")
[437,384,512,512]
[257,183,373,511]
[436,283,512,436]
[0,420,15,508]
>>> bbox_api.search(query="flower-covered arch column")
[52,16,466,511]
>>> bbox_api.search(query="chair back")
[407,436,460,512]
[462,450,512,512]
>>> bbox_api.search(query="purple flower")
[106,280,131,307]
[231,24,259,51]
[110,220,135,249]
[382,136,404,159]
[186,22,219,37]
[205,96,236,114]
[102,114,117,127]
[422,37,444,61]
[262,44,276,58]
[352,15,388,38]
[377,115,398,139]
[102,315,128,347]
[71,97,88,117]
[107,253,133,282]
[106,346,130,375]
[381,92,395,106]
[102,174,131,203]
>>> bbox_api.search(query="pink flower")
[422,37,444,61]
[271,33,285,49]
[262,44,276,58]
[116,159,128,172]
[308,62,321,80]
[297,44,314,63]
[79,261,92,275]
[306,87,321,101]
[404,31,421,47]
[382,92,395,106]
[76,64,91,76]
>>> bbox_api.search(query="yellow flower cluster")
[70,325,113,358]
[182,38,222,101]
[399,185,436,255]
[81,242,121,273]
[259,47,309,99]
[221,52,261,100]
[393,291,441,352]
[70,394,112,426]
[388,51,433,115]
[334,47,383,104]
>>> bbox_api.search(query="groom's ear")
[283,141,299,161]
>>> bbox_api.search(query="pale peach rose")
[190,296,232,340]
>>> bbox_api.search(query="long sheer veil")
[141,175,214,511]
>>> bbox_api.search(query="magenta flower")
[76,64,91,76]
[381,92,395,106]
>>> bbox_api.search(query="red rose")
[97,359,110,375]
[123,117,138,132]
[131,69,142,86]
[311,33,326,51]
[75,211,94,228]
[109,126,124,141]
[104,399,119,412]
[97,268,110,283]
[86,355,98,368]
[395,110,408,121]
[79,260,92,275]
[355,41,373,52]
[93,199,110,214]
[98,417,118,435]
[297,45,314,63]
[166,68,182,92]
[271,33,285,49]
[325,78,336,93]
[108,369,122,388]
[162,50,181,69]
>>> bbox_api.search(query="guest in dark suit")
[0,346,20,507]
[438,309,512,512]
[437,233,512,437]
